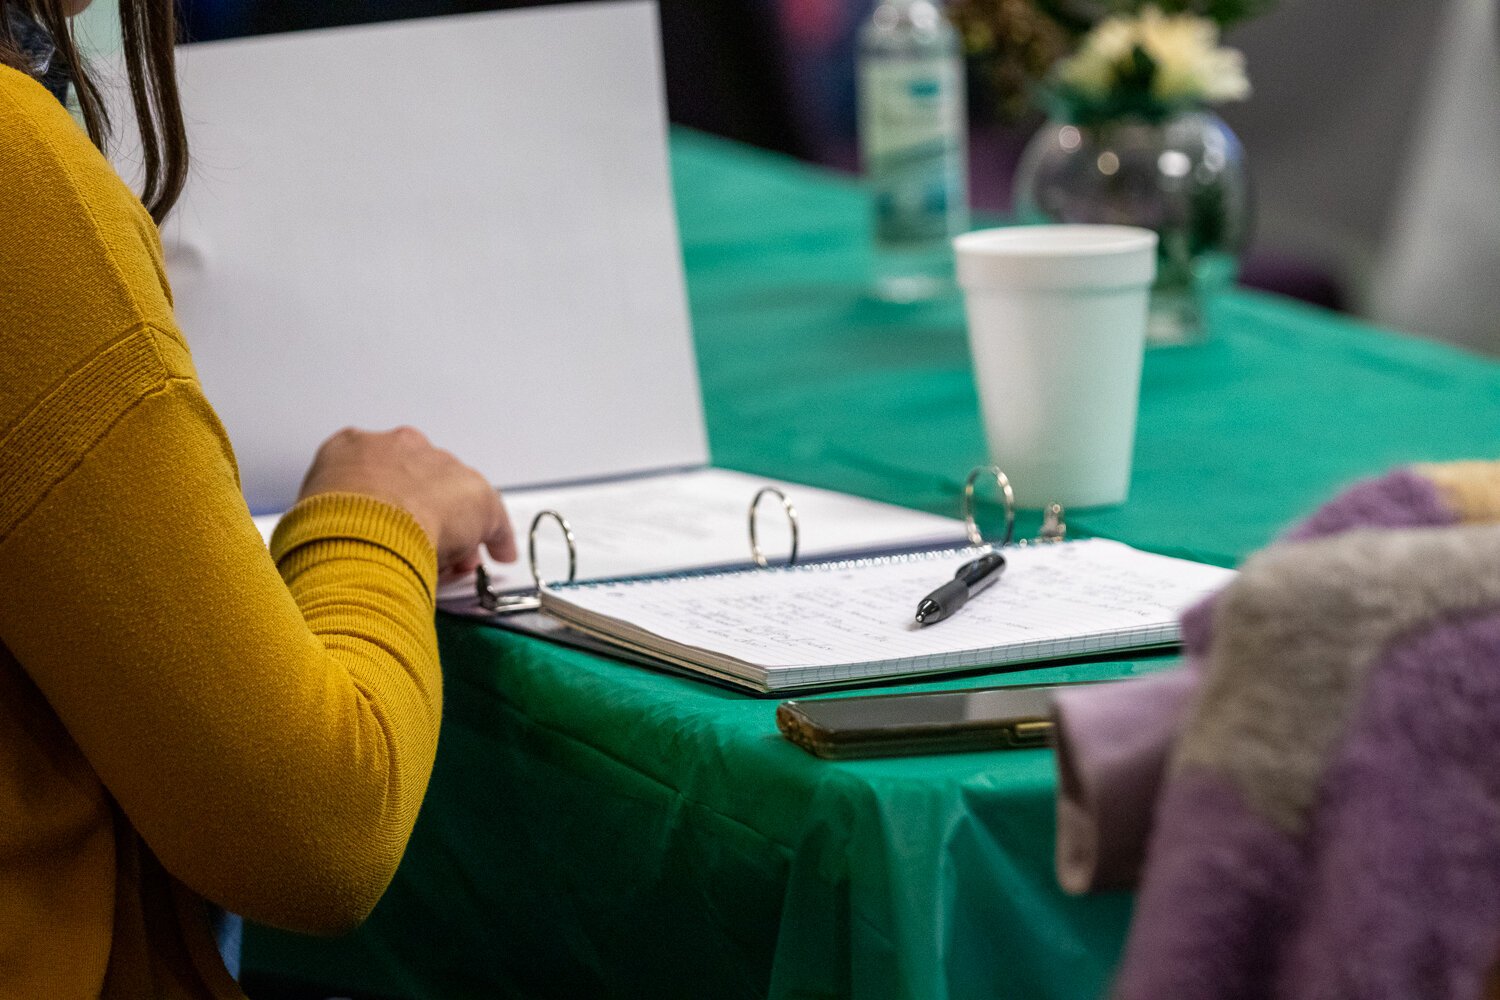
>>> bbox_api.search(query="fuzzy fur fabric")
[1054,465,1500,1000]
[1176,523,1500,833]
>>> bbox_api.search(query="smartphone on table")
[776,682,1096,760]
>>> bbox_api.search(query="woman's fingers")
[484,488,518,564]
[299,426,517,574]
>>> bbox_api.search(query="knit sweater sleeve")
[0,67,443,934]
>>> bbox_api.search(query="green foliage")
[954,0,1272,122]
[1030,0,1101,38]
[949,0,1074,121]
[1099,0,1275,28]
[1025,0,1274,36]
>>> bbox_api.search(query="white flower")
[1138,8,1250,102]
[1055,6,1251,105]
[1056,15,1137,98]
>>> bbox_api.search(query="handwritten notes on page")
[540,539,1234,692]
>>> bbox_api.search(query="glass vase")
[1014,111,1248,346]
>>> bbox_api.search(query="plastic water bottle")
[857,0,968,302]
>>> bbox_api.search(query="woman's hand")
[298,426,516,575]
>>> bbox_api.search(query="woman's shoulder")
[0,61,113,189]
[0,59,171,274]
[0,60,164,238]
[0,62,183,411]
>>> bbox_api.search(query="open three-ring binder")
[146,3,983,617]
[139,4,1232,692]
[493,468,1234,694]
[433,467,970,614]
[196,4,1027,650]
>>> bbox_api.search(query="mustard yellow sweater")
[0,66,443,996]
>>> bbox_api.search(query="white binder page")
[109,2,706,513]
[442,467,966,602]
[545,540,1234,688]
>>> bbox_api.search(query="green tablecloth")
[242,131,1500,1000]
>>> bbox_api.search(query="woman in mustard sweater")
[0,1,515,996]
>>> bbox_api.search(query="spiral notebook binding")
[556,543,995,593]
[477,465,1066,613]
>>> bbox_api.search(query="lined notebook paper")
[539,539,1235,692]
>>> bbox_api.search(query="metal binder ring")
[475,565,543,615]
[748,486,800,568]
[962,465,1016,547]
[528,509,578,591]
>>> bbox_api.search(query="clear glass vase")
[1014,111,1248,346]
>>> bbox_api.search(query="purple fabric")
[1183,467,1454,653]
[1050,465,1500,996]
[1175,469,1453,659]
[1117,611,1500,1000]
[1282,467,1456,543]
[1277,611,1500,998]
[1112,773,1304,1000]
[1052,671,1199,894]
[1050,468,1462,900]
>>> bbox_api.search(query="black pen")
[914,551,1007,625]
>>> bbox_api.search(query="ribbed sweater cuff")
[268,492,438,603]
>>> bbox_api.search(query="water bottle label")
[859,57,965,244]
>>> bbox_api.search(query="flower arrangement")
[950,0,1270,124]
[1049,7,1249,123]
[955,2,1273,343]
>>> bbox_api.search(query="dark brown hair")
[0,0,187,223]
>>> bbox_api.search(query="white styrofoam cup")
[955,225,1158,509]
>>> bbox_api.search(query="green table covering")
[242,130,1500,1000]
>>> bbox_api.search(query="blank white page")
[108,2,706,513]
[543,540,1234,689]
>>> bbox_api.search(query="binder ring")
[962,465,1016,547]
[475,565,542,615]
[528,509,578,590]
[749,486,800,568]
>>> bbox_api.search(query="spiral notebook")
[538,539,1235,693]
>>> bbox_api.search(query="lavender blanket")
[1053,463,1500,999]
